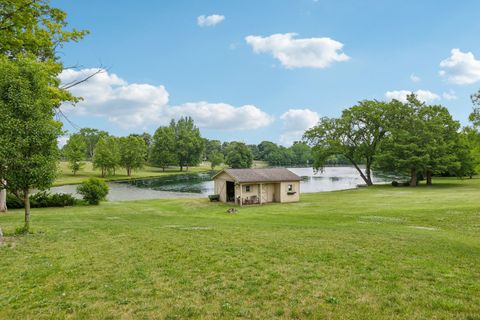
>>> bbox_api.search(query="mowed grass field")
[1,178,479,319]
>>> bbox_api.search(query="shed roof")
[213,168,301,183]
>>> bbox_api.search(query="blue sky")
[54,0,480,145]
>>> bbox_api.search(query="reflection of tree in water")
[123,172,216,193]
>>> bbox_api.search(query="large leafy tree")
[93,136,120,177]
[149,126,178,171]
[172,117,205,171]
[304,100,393,186]
[225,142,253,169]
[64,134,86,175]
[0,0,87,222]
[376,95,462,186]
[118,135,147,176]
[0,55,71,228]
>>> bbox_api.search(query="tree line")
[63,120,317,177]
[304,95,480,187]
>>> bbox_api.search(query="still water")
[50,167,392,202]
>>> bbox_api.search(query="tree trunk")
[23,188,30,231]
[180,165,183,172]
[162,167,165,172]
[351,161,371,186]
[426,171,432,186]
[0,189,7,213]
[0,179,7,213]
[410,168,417,187]
[365,163,374,186]
[127,167,131,177]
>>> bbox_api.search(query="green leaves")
[225,142,253,168]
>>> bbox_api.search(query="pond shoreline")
[49,167,395,202]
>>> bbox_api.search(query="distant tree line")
[304,95,480,187]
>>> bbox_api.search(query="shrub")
[77,178,109,205]
[6,192,77,208]
[402,181,411,187]
[391,181,399,187]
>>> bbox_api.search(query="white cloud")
[245,33,349,69]
[442,90,457,100]
[410,74,421,83]
[279,109,319,146]
[439,48,480,85]
[57,135,69,148]
[59,69,272,131]
[166,102,273,130]
[59,68,169,128]
[197,14,225,27]
[384,90,440,103]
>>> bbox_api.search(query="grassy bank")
[1,178,479,319]
[55,161,213,186]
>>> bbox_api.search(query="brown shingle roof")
[214,168,301,183]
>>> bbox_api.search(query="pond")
[49,167,394,202]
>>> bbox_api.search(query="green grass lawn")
[55,161,213,186]
[1,178,479,319]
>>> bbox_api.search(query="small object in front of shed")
[226,208,238,214]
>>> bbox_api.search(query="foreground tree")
[225,142,253,168]
[64,134,86,175]
[93,137,120,177]
[304,100,393,186]
[150,126,177,171]
[118,136,147,176]
[0,0,87,223]
[0,56,68,230]
[376,95,462,186]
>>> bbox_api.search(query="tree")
[118,136,147,176]
[64,134,86,175]
[79,128,108,160]
[0,0,87,215]
[0,55,69,229]
[172,117,205,171]
[205,139,222,160]
[304,100,393,186]
[150,126,177,171]
[376,95,462,186]
[225,142,253,168]
[93,136,120,177]
[419,104,461,185]
[289,142,313,166]
[208,151,224,170]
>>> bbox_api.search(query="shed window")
[245,185,251,192]
[287,184,293,192]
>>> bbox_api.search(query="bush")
[391,181,399,187]
[6,191,77,209]
[77,178,109,205]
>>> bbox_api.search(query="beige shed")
[212,168,301,205]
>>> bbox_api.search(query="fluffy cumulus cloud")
[197,14,225,27]
[245,33,349,69]
[59,69,272,131]
[384,90,440,103]
[59,69,169,127]
[439,48,480,85]
[166,102,273,130]
[279,109,319,146]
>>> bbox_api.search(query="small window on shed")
[287,184,293,192]
[245,185,251,192]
